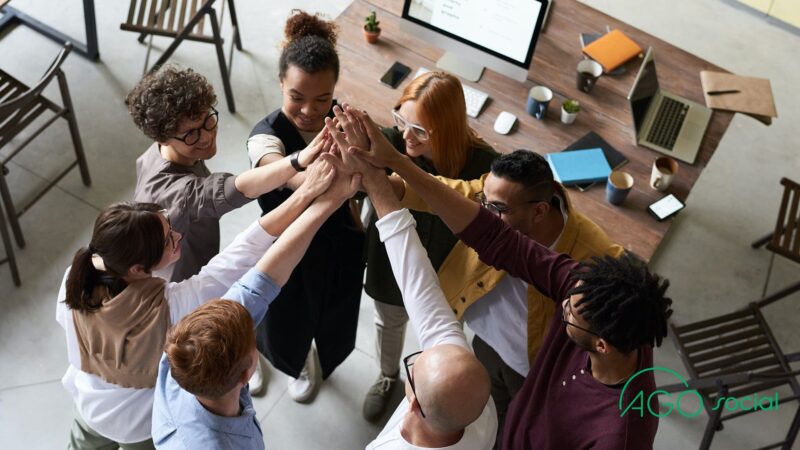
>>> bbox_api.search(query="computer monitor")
[401,0,548,82]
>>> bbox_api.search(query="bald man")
[357,158,497,450]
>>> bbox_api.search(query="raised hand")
[297,158,336,199]
[348,109,405,169]
[324,116,359,175]
[318,169,362,206]
[298,128,331,168]
[333,104,369,151]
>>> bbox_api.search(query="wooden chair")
[120,0,242,112]
[666,295,800,449]
[752,177,800,301]
[0,42,92,250]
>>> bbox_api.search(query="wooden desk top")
[333,0,734,261]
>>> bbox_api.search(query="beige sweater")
[72,277,170,389]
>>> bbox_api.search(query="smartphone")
[380,62,411,89]
[648,194,685,221]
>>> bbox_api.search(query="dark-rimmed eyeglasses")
[391,109,431,142]
[474,192,546,218]
[562,298,601,337]
[172,108,219,146]
[403,351,426,418]
[159,209,178,251]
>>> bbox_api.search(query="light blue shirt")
[152,268,280,450]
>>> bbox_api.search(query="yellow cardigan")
[400,175,625,364]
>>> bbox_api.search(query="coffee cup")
[526,86,553,120]
[577,60,603,93]
[606,170,634,205]
[650,157,678,191]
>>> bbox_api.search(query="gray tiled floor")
[1,0,798,449]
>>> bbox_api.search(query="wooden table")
[333,0,734,261]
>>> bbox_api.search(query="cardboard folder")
[700,71,777,125]
[582,30,642,73]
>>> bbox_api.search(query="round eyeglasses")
[391,109,431,142]
[173,108,219,146]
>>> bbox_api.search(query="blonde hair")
[394,72,484,178]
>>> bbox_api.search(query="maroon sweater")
[457,207,658,450]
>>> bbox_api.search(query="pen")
[707,89,741,95]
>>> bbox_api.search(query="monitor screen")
[629,50,660,133]
[403,0,544,69]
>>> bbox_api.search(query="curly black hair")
[490,149,555,202]
[568,253,672,354]
[279,10,339,81]
[126,65,217,142]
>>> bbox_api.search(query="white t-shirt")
[366,209,498,450]
[367,398,497,450]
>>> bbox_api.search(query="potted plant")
[561,99,581,124]
[364,11,381,44]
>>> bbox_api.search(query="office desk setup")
[332,0,735,261]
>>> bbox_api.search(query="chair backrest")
[122,0,218,37]
[767,177,800,265]
[0,43,72,146]
[670,305,793,405]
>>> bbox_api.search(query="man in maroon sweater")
[343,108,673,450]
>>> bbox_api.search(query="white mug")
[650,157,679,191]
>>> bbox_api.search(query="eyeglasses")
[159,209,178,251]
[474,192,546,218]
[562,298,601,337]
[403,351,426,418]
[391,109,431,142]
[172,108,219,146]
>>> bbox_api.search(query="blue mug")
[526,86,553,120]
[606,171,634,206]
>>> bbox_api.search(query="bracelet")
[290,151,305,172]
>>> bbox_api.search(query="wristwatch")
[290,151,305,172]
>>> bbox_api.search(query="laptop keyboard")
[646,97,689,150]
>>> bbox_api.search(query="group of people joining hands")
[57,9,674,450]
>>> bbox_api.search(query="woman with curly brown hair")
[246,10,365,403]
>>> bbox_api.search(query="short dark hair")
[490,150,554,202]
[166,300,256,398]
[126,65,217,142]
[65,202,166,312]
[279,10,339,81]
[569,253,673,354]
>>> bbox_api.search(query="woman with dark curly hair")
[128,66,330,285]
[246,10,365,403]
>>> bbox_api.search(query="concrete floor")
[0,0,797,449]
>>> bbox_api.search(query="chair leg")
[208,8,235,113]
[227,0,242,50]
[149,8,206,72]
[0,199,21,286]
[762,252,775,298]
[0,167,25,248]
[144,32,154,75]
[699,399,725,450]
[57,71,91,187]
[783,408,800,449]
[752,231,774,248]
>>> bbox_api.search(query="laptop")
[627,47,711,164]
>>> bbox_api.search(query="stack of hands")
[296,103,406,203]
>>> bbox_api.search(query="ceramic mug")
[650,157,679,191]
[577,60,603,93]
[526,86,553,120]
[606,170,634,205]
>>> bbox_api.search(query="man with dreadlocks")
[346,108,674,450]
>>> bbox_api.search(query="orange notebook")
[582,30,643,73]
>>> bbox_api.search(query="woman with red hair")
[361,72,498,421]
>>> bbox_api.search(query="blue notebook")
[546,148,612,185]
